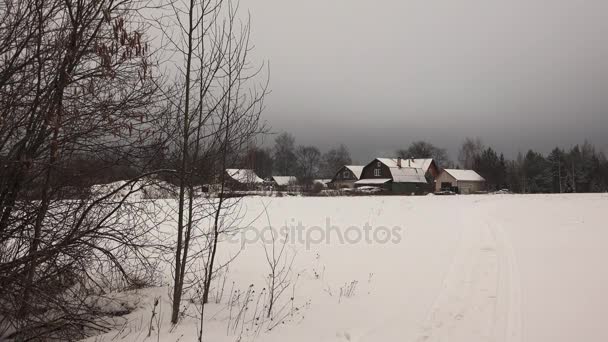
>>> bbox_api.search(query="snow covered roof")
[443,169,485,182]
[376,158,435,173]
[314,179,332,185]
[355,178,391,185]
[373,158,429,184]
[272,176,297,186]
[226,169,265,184]
[389,167,428,183]
[344,165,364,179]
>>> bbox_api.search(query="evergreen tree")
[522,150,552,193]
[547,148,566,193]
[473,147,506,191]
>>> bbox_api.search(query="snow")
[226,169,265,184]
[372,158,428,183]
[90,178,177,200]
[389,166,427,183]
[344,165,364,179]
[272,176,297,186]
[84,194,608,342]
[376,157,434,173]
[443,169,485,182]
[354,178,391,185]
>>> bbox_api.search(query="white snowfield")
[85,194,608,342]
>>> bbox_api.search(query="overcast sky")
[244,0,608,163]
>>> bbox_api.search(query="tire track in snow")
[488,218,523,342]
[414,213,501,342]
[352,201,523,342]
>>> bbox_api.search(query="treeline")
[238,132,353,185]
[470,142,608,194]
[238,134,608,194]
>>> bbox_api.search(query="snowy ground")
[84,193,608,342]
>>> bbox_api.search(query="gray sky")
[246,0,608,163]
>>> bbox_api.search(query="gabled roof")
[344,165,364,179]
[272,176,297,186]
[371,158,428,184]
[226,169,265,184]
[376,158,435,173]
[330,165,365,182]
[443,169,485,182]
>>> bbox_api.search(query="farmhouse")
[329,165,364,189]
[225,169,265,190]
[436,169,485,194]
[355,158,429,194]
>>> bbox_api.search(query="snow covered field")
[85,194,608,342]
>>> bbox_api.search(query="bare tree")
[295,145,321,188]
[0,0,168,339]
[273,132,296,176]
[320,144,352,178]
[261,205,296,319]
[154,0,268,325]
[458,137,484,169]
[397,141,450,168]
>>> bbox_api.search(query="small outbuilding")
[272,176,298,191]
[435,169,485,194]
[329,165,364,189]
[225,169,265,190]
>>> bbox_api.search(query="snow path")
[347,199,523,342]
[412,200,524,342]
[412,207,503,342]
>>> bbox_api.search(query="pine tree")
[547,148,566,193]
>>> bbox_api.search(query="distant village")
[221,133,608,196]
[225,156,485,195]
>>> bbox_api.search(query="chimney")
[397,157,402,168]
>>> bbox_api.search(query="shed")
[435,169,485,194]
[225,169,265,190]
[272,176,298,191]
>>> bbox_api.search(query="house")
[329,165,364,189]
[355,158,429,194]
[225,169,265,190]
[399,157,441,191]
[435,169,485,194]
[405,158,440,179]
[272,176,298,191]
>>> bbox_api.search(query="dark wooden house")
[355,158,433,194]
[329,165,364,189]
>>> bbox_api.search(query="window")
[376,161,381,167]
[343,171,350,178]
[374,168,381,177]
